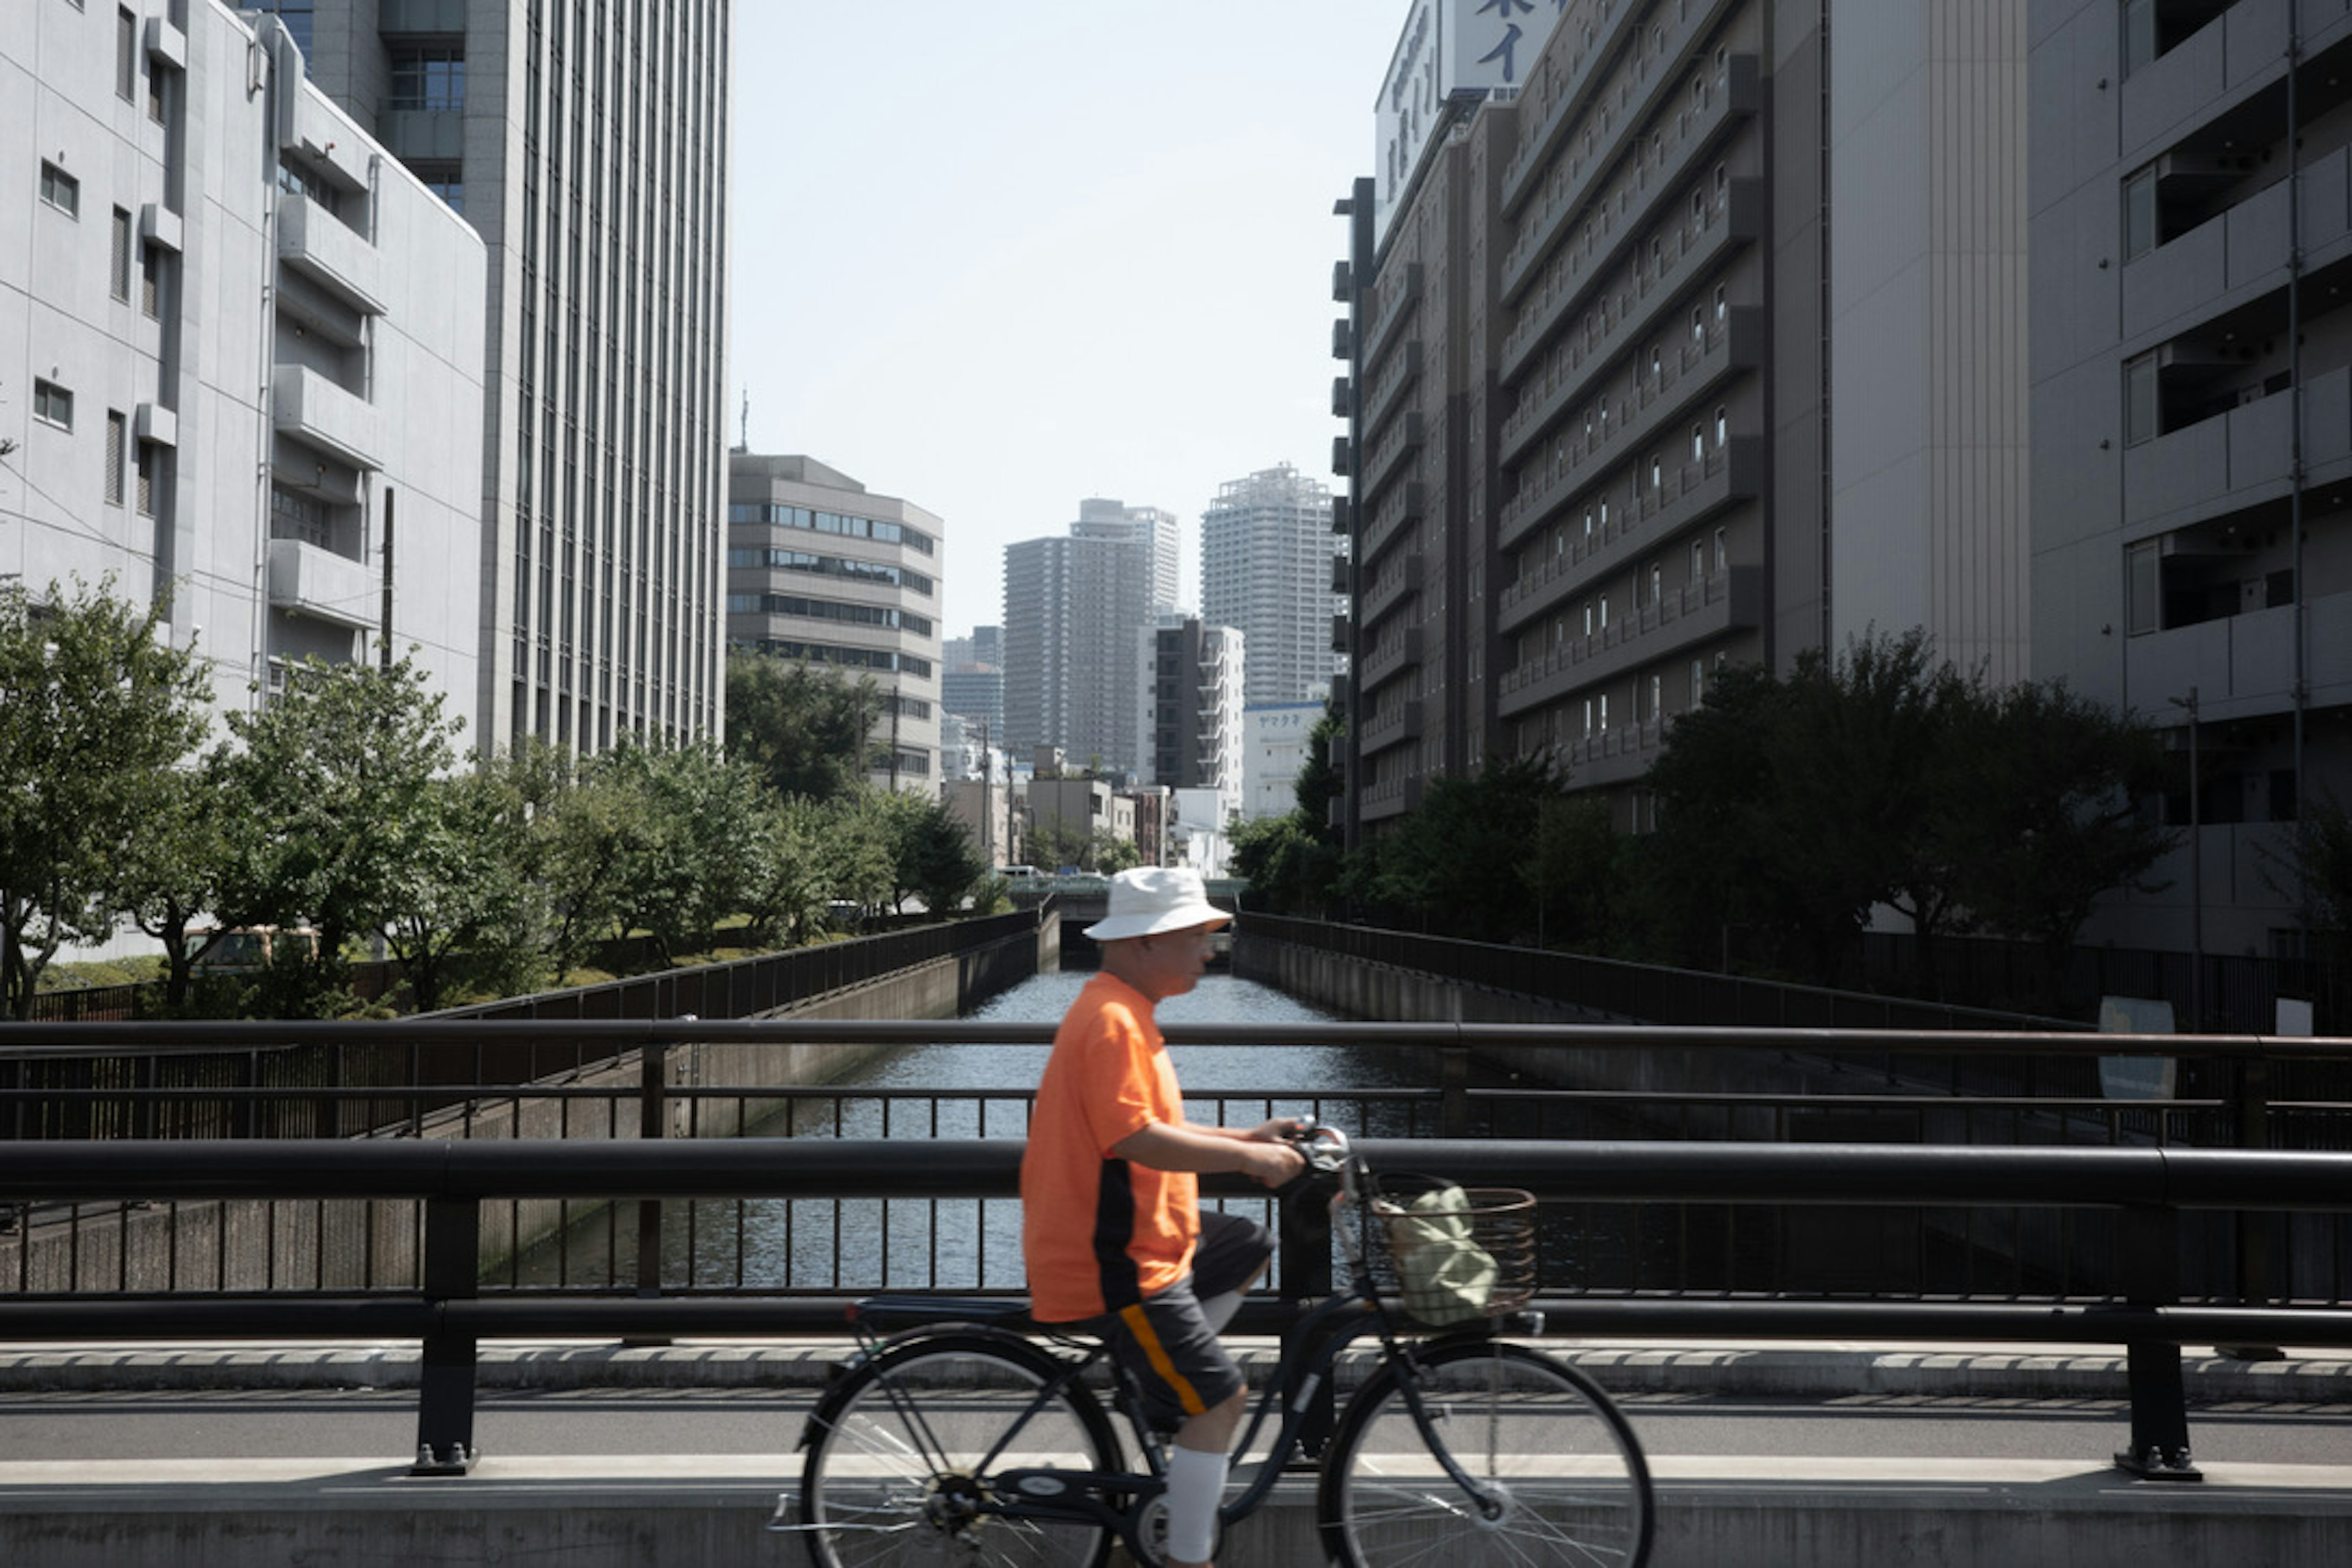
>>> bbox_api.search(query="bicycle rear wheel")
[799,1330,1118,1568]
[1319,1338,1653,1568]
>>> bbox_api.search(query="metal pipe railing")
[0,1137,2349,1478]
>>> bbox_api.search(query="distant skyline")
[730,3,1408,640]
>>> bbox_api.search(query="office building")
[2030,1,2352,957]
[4,2,486,745]
[282,0,732,751]
[941,631,1005,752]
[1002,499,1180,776]
[727,452,943,791]
[1337,1,2028,838]
[1200,462,1345,707]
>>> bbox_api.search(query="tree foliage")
[725,649,880,802]
[0,579,212,1016]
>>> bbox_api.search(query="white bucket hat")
[1082,867,1233,943]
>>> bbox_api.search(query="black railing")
[0,1136,2346,1478]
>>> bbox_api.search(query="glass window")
[2127,540,2160,635]
[2122,0,2155,76]
[39,162,78,217]
[388,47,467,112]
[2124,353,2159,446]
[104,411,126,504]
[33,379,72,429]
[116,7,135,100]
[2123,166,2157,261]
[135,442,159,516]
[110,208,132,300]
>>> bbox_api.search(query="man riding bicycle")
[1019,867,1306,1568]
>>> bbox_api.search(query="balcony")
[1358,698,1424,759]
[1360,410,1426,508]
[1365,263,1423,374]
[2122,381,2295,529]
[1360,548,1424,628]
[1362,339,1424,447]
[1358,480,1427,566]
[1497,565,1762,718]
[279,194,385,315]
[1358,624,1424,696]
[1504,303,1763,478]
[273,364,384,471]
[268,538,378,630]
[1500,439,1762,631]
[1498,0,1646,214]
[2123,590,2352,720]
[1503,174,1762,403]
[2119,2,2286,159]
[1359,770,1425,824]
[1502,53,1760,311]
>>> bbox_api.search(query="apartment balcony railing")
[1497,564,1762,717]
[1360,339,1424,447]
[278,193,385,316]
[1358,480,1427,567]
[1502,301,1762,477]
[1357,624,1425,697]
[1359,409,1427,510]
[1363,262,1423,376]
[267,537,380,630]
[1502,174,1761,428]
[1502,50,1758,311]
[1498,0,1651,215]
[1357,697,1425,760]
[1360,548,1425,629]
[1359,769,1426,823]
[271,364,384,472]
[2119,1,2290,161]
[1499,438,1761,630]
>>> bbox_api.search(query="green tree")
[894,794,991,916]
[741,792,836,946]
[1953,680,2174,996]
[0,579,211,1016]
[1524,793,1623,952]
[380,766,543,1012]
[208,654,459,1013]
[1363,752,1566,943]
[113,762,233,1011]
[725,650,880,802]
[822,790,899,922]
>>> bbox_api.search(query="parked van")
[997,865,1039,879]
[192,926,321,973]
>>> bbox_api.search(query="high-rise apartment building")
[4,3,487,745]
[1200,463,1344,707]
[1001,500,1180,776]
[1336,1,2027,839]
[283,0,732,752]
[1143,617,1245,815]
[726,452,943,791]
[2031,1,2352,958]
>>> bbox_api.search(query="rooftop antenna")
[738,389,750,453]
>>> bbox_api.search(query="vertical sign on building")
[1374,0,1562,246]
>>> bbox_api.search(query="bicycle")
[776,1123,1654,1567]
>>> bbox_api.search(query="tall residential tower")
[1200,463,1343,708]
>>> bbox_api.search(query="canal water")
[506,970,1446,1292]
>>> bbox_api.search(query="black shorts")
[1093,1209,1272,1430]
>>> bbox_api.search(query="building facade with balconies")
[726,452,943,793]
[4,1,486,744]
[283,0,732,753]
[2032,0,2352,957]
[1338,1,2028,839]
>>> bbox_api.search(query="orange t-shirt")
[1020,971,1199,1322]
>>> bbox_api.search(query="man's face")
[1127,921,1220,1000]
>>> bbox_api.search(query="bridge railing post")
[2113,1203,2200,1481]
[413,1193,480,1476]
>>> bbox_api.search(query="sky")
[729,3,1411,643]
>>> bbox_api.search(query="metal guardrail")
[0,1136,2347,1479]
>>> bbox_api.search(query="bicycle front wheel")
[1319,1338,1653,1568]
[799,1330,1118,1568]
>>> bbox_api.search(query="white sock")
[1197,1288,1245,1333]
[1164,1442,1227,1564]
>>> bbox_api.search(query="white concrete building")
[4,1,486,745]
[1242,701,1326,821]
[283,0,732,753]
[1200,463,1344,708]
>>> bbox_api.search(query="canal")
[507,970,1441,1293]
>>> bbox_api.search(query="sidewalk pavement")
[2,1335,2348,1404]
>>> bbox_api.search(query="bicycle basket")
[1360,1172,1536,1329]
